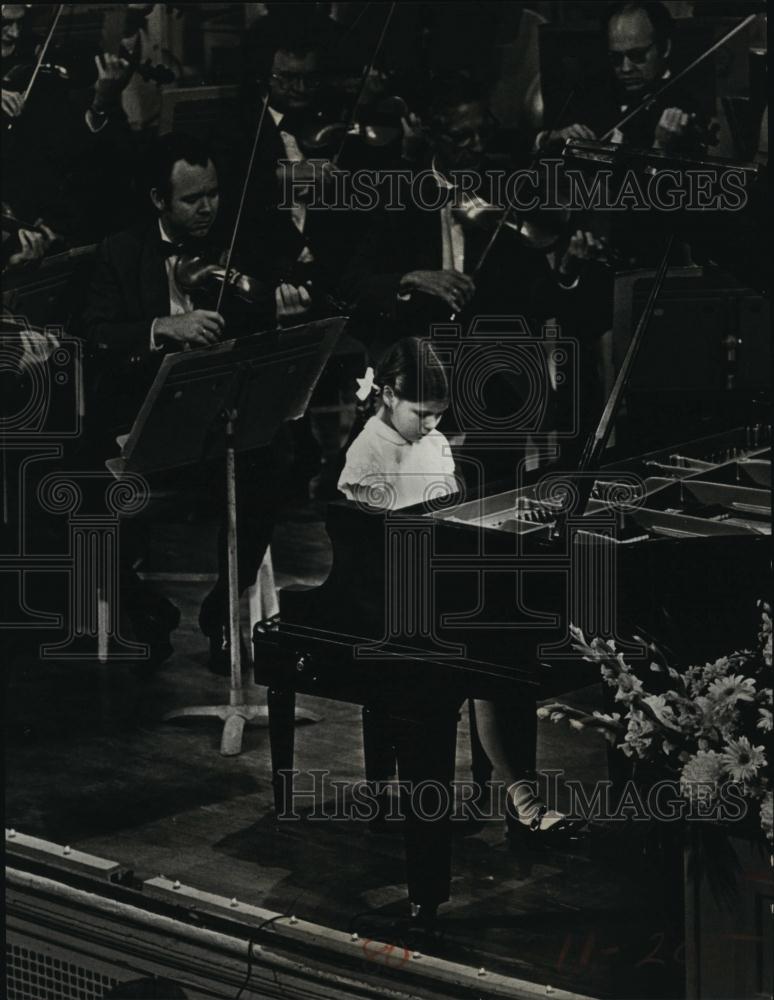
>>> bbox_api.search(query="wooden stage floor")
[5,511,684,1000]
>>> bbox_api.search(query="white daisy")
[721,737,767,783]
[707,674,756,706]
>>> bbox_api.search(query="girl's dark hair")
[375,337,449,405]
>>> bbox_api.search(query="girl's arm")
[338,479,395,510]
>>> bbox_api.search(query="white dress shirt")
[150,220,194,351]
[433,163,466,273]
[269,105,315,264]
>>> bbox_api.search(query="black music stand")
[111,317,346,755]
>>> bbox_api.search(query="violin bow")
[601,12,759,141]
[331,1,396,167]
[19,3,66,106]
[214,91,271,316]
[465,86,579,286]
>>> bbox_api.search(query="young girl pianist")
[338,337,577,843]
[338,336,458,510]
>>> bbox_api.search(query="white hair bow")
[355,366,380,401]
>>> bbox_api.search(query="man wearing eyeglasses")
[537,2,704,154]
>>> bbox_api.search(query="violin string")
[332,1,397,166]
[215,92,270,317]
[21,3,66,105]
[601,12,758,141]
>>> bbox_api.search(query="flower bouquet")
[539,602,772,853]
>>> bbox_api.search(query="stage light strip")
[143,876,589,999]
[5,829,132,883]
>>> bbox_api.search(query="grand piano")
[254,422,770,915]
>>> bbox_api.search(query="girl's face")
[382,388,448,444]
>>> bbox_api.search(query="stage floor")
[5,511,684,1000]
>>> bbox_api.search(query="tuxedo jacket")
[81,219,275,443]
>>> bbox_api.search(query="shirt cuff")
[557,273,580,290]
[85,108,108,134]
[150,318,164,352]
[533,130,550,153]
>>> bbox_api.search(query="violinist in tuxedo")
[82,132,279,671]
[535,2,711,270]
[536,1,708,156]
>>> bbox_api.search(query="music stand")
[112,317,346,755]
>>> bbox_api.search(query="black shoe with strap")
[506,804,586,852]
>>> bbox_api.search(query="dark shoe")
[506,805,585,852]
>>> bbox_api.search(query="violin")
[174,250,270,310]
[294,8,403,164]
[562,137,763,177]
[2,206,48,238]
[451,191,572,252]
[292,90,409,161]
[3,49,173,96]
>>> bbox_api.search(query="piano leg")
[393,700,461,912]
[267,686,296,815]
[362,706,397,822]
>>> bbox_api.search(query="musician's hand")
[93,53,134,111]
[154,310,225,348]
[540,123,596,153]
[1,88,24,118]
[653,107,691,150]
[35,220,58,246]
[6,228,48,268]
[558,229,607,282]
[400,270,476,313]
[276,282,312,322]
